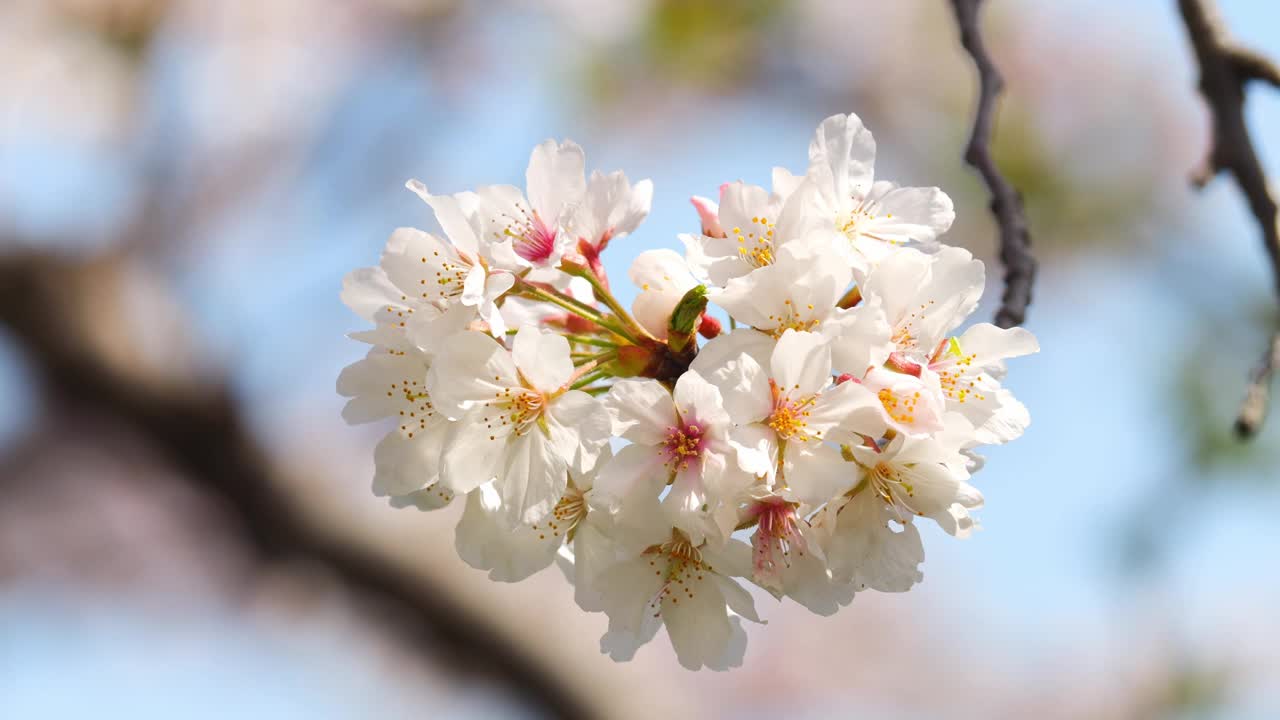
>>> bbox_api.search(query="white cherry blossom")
[597,372,751,544]
[336,345,454,511]
[817,414,983,591]
[712,330,868,505]
[578,491,761,670]
[860,245,1038,442]
[741,490,853,615]
[927,323,1038,444]
[787,113,955,265]
[711,231,854,339]
[428,326,611,526]
[684,178,831,286]
[454,452,604,582]
[475,139,586,271]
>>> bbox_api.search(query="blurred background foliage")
[2,0,1279,718]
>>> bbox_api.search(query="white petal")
[972,387,1031,445]
[783,442,856,506]
[512,325,573,392]
[690,329,776,389]
[864,246,984,352]
[770,330,832,398]
[951,323,1040,368]
[547,390,612,473]
[498,429,569,526]
[682,232,753,287]
[672,370,730,429]
[773,528,855,616]
[593,443,667,510]
[388,485,455,511]
[526,139,586,221]
[460,264,488,307]
[405,181,481,256]
[604,379,678,445]
[337,352,431,424]
[629,249,692,291]
[864,185,955,247]
[596,556,666,662]
[729,424,778,482]
[455,485,563,582]
[568,517,613,612]
[574,170,653,243]
[803,378,880,439]
[709,351,772,424]
[826,300,894,374]
[824,494,924,592]
[717,181,780,234]
[771,166,805,199]
[372,427,447,499]
[427,331,518,416]
[341,267,401,322]
[714,572,762,624]
[808,113,877,203]
[405,302,476,353]
[440,410,507,494]
[663,573,741,671]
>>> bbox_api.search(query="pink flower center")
[661,421,707,471]
[512,212,558,264]
[750,498,807,590]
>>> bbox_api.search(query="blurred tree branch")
[0,250,595,720]
[1176,0,1280,438]
[948,0,1037,329]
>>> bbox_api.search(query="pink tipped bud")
[690,195,726,238]
[835,373,857,385]
[697,314,722,339]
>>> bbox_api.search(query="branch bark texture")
[1176,0,1280,438]
[949,0,1037,329]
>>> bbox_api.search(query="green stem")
[573,349,618,367]
[516,280,635,342]
[519,283,604,322]
[578,270,654,343]
[570,368,609,390]
[563,333,619,349]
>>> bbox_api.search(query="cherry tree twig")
[948,0,1037,329]
[1176,0,1280,438]
[0,251,595,720]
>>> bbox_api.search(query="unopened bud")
[691,196,726,238]
[668,285,709,353]
[697,314,722,339]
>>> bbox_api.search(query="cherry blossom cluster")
[339,113,1038,670]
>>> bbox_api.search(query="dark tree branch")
[948,0,1037,329]
[1236,332,1280,437]
[1176,0,1280,438]
[0,251,595,720]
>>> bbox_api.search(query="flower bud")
[667,285,708,353]
[697,314,721,339]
